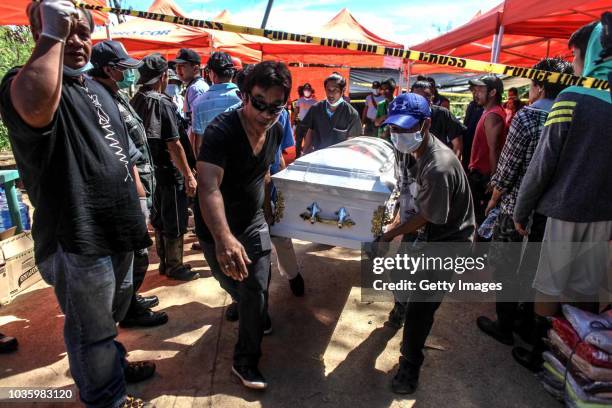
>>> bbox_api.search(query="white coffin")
[271,137,396,249]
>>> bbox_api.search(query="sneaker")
[263,314,273,335]
[135,294,159,309]
[476,316,514,346]
[232,365,267,390]
[387,302,407,329]
[124,361,156,383]
[225,302,239,322]
[0,333,18,353]
[289,273,305,297]
[391,357,420,395]
[121,395,154,408]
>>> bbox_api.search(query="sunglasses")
[249,94,285,115]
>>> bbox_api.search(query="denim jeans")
[38,245,134,408]
[200,223,272,367]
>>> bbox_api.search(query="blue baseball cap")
[383,93,431,130]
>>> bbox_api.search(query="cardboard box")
[0,231,40,305]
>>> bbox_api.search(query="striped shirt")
[490,99,552,216]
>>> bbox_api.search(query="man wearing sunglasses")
[301,72,361,154]
[195,61,292,390]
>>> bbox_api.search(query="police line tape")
[73,2,609,91]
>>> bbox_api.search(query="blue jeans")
[38,246,134,408]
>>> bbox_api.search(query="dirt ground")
[0,235,558,408]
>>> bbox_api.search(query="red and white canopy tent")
[250,8,405,69]
[91,0,262,63]
[407,0,612,76]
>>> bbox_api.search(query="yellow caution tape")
[74,2,609,91]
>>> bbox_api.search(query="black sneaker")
[120,310,169,328]
[121,395,154,408]
[263,314,273,335]
[476,316,514,346]
[225,302,239,322]
[387,302,407,329]
[125,361,156,383]
[0,333,18,353]
[289,273,305,297]
[232,365,267,390]
[391,357,420,395]
[135,294,159,309]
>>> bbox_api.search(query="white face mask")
[373,89,380,96]
[165,84,180,97]
[390,129,424,154]
[303,90,312,98]
[327,98,343,108]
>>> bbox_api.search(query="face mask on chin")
[327,98,343,108]
[390,127,424,154]
[63,61,94,77]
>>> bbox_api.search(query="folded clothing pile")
[537,305,612,407]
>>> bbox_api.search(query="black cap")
[138,53,168,85]
[372,81,381,88]
[91,40,142,70]
[303,82,313,91]
[206,51,234,73]
[172,48,201,65]
[469,74,504,96]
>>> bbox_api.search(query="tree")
[0,26,34,151]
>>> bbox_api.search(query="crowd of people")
[0,1,610,407]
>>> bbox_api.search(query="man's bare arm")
[167,139,197,196]
[484,114,505,174]
[197,161,251,280]
[302,129,313,154]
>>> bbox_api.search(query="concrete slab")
[0,236,558,407]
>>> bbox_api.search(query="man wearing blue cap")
[378,93,475,394]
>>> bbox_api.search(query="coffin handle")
[299,203,355,229]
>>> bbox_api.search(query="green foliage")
[0,26,34,152]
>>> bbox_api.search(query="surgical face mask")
[303,90,312,98]
[327,97,344,108]
[373,89,380,96]
[165,83,180,97]
[117,69,137,89]
[390,128,424,154]
[63,61,94,77]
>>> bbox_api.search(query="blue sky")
[121,0,501,46]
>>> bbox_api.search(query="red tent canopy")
[408,0,611,74]
[252,8,404,68]
[1,0,108,26]
[93,1,262,63]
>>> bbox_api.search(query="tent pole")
[261,0,274,29]
[105,23,112,40]
[546,39,550,58]
[490,25,504,63]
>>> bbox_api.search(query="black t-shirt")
[430,105,466,147]
[0,69,151,262]
[130,89,183,185]
[194,110,282,242]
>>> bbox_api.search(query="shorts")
[533,218,612,297]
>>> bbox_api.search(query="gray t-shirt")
[410,136,475,242]
[301,100,361,151]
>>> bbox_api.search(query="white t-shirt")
[365,93,384,121]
